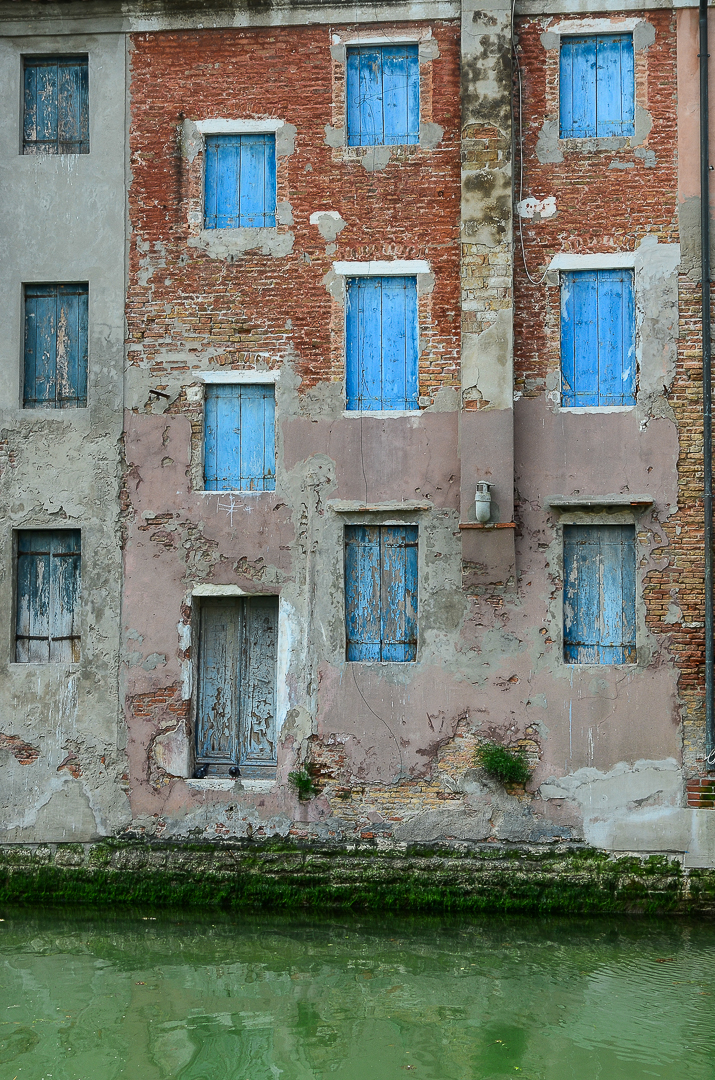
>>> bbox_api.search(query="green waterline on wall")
[1,840,714,915]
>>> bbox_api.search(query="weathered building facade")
[3,0,715,866]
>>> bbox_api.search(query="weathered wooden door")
[196,596,278,776]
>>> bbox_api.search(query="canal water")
[0,910,713,1079]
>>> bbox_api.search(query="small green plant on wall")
[288,768,317,800]
[474,740,532,786]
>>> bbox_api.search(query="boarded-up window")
[24,283,88,409]
[560,269,635,407]
[23,55,89,154]
[560,35,635,139]
[204,384,276,491]
[346,45,420,146]
[563,524,636,664]
[196,596,278,777]
[346,276,419,411]
[16,530,81,663]
[204,134,277,229]
[345,524,418,662]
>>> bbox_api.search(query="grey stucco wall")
[0,32,130,839]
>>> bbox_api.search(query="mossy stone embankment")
[0,841,713,915]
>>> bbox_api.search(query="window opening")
[563,523,636,664]
[345,524,418,662]
[345,276,419,411]
[15,529,81,663]
[346,45,420,146]
[23,55,89,154]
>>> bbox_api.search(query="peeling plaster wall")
[2,0,714,863]
[0,32,130,840]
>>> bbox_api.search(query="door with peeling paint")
[196,596,278,777]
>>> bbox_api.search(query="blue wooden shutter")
[204,384,276,491]
[345,524,418,662]
[24,284,88,409]
[16,530,81,663]
[346,45,420,147]
[23,56,89,154]
[204,134,276,229]
[560,35,634,139]
[197,596,278,775]
[346,276,419,411]
[560,269,635,407]
[563,524,636,664]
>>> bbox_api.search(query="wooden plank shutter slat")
[567,37,597,138]
[238,385,264,489]
[23,63,38,149]
[382,276,419,410]
[597,269,635,406]
[568,271,599,406]
[345,525,382,660]
[57,62,80,152]
[239,596,279,768]
[49,531,81,663]
[196,599,240,765]
[239,135,265,228]
[346,49,363,147]
[357,278,383,410]
[380,525,418,661]
[382,47,408,145]
[358,48,383,146]
[596,34,634,137]
[217,137,239,228]
[35,290,58,407]
[345,279,360,409]
[203,383,221,490]
[559,37,574,139]
[36,63,59,150]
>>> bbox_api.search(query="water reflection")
[0,910,713,1079]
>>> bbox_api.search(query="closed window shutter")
[23,56,89,154]
[346,276,419,411]
[24,284,88,409]
[345,525,418,662]
[204,134,276,229]
[560,34,634,139]
[204,384,276,491]
[346,45,419,147]
[16,530,81,663]
[560,269,634,407]
[563,524,636,664]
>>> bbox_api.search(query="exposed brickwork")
[687,777,715,808]
[513,12,715,781]
[0,733,40,766]
[513,12,678,398]
[126,23,461,403]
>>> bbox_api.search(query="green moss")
[0,841,705,916]
[474,741,532,786]
[288,769,317,800]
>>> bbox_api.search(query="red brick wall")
[513,11,679,399]
[514,12,715,779]
[126,23,461,400]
